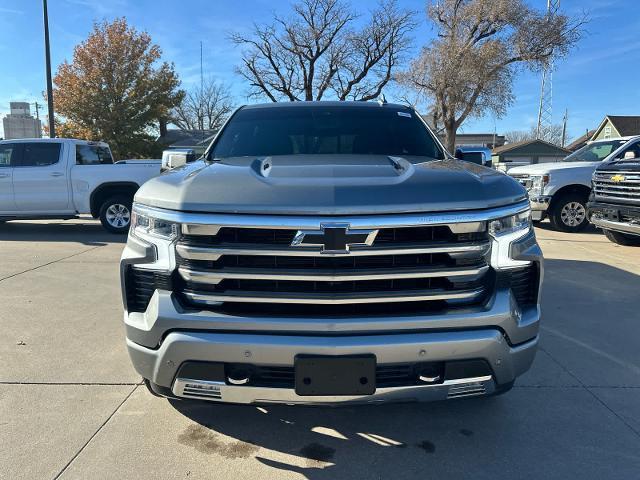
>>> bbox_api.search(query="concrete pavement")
[1,219,639,479]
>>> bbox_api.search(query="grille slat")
[176,241,490,260]
[178,264,489,284]
[183,287,486,305]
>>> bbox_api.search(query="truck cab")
[507,137,633,232]
[0,138,160,232]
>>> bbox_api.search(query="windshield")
[209,105,445,160]
[563,140,627,162]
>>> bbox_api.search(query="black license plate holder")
[295,355,376,396]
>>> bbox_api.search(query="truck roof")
[0,138,109,147]
[587,135,640,144]
[240,100,412,110]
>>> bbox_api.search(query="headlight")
[530,174,549,193]
[489,208,533,269]
[489,209,531,237]
[131,205,179,240]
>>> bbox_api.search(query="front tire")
[549,193,589,232]
[99,195,132,234]
[603,229,640,246]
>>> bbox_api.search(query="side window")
[76,145,114,165]
[0,144,18,167]
[21,143,61,167]
[618,141,640,160]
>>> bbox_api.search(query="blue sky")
[1,0,639,142]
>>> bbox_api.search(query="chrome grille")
[593,170,640,205]
[174,220,493,315]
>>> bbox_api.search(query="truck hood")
[135,155,527,215]
[508,161,597,175]
[598,159,640,172]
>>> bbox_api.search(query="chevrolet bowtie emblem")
[610,174,626,183]
[291,224,378,254]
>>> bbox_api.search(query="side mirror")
[167,153,188,169]
[455,149,486,166]
[623,150,637,160]
[162,149,196,170]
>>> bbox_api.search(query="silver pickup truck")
[121,101,543,405]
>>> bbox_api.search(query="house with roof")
[591,116,640,141]
[566,129,596,152]
[492,139,571,172]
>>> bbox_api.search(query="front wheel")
[548,193,589,232]
[99,195,132,234]
[603,229,640,246]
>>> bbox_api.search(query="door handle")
[0,173,9,178]
[50,172,64,177]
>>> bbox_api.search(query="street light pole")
[42,0,55,138]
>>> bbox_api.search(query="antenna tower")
[536,0,560,139]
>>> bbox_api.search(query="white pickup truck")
[0,138,161,232]
[507,137,636,232]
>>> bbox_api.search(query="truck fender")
[90,182,140,218]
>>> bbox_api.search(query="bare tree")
[505,124,564,146]
[230,0,416,102]
[399,0,585,153]
[172,79,234,131]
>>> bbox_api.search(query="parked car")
[588,139,640,246]
[0,138,161,233]
[121,101,542,405]
[454,146,493,167]
[507,137,634,232]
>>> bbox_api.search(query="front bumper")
[588,201,640,236]
[528,195,551,220]
[128,329,538,405]
[125,286,540,404]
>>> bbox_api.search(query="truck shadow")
[169,396,507,479]
[0,219,125,245]
[166,258,640,479]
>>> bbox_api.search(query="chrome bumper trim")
[528,196,551,211]
[591,217,640,236]
[171,375,495,405]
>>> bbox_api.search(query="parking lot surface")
[1,219,639,480]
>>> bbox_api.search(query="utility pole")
[200,40,204,141]
[32,102,41,119]
[561,109,568,147]
[42,0,55,138]
[536,0,560,140]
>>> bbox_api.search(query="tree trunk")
[159,118,168,137]
[444,121,457,154]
